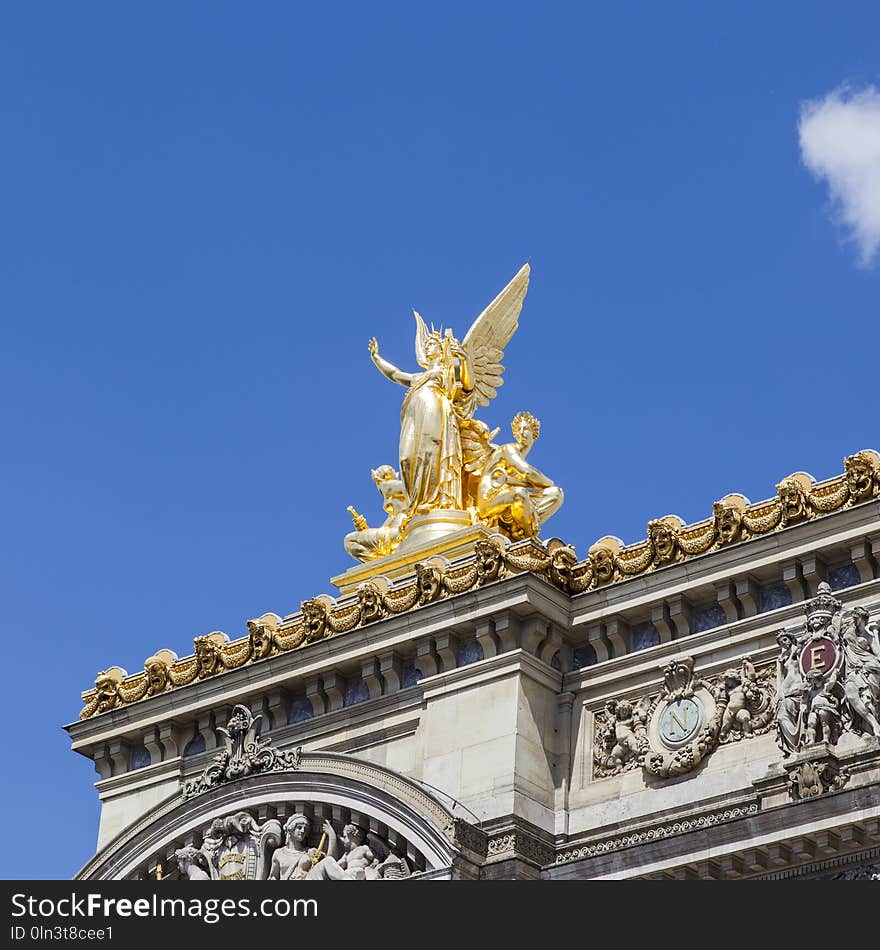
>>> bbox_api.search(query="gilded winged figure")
[368,263,530,515]
[346,264,562,561]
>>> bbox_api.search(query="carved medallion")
[800,637,837,676]
[657,697,704,749]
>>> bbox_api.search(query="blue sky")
[2,3,878,879]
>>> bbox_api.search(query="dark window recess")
[828,563,861,591]
[289,699,314,724]
[760,584,792,613]
[631,623,660,652]
[344,679,370,706]
[572,644,598,670]
[402,665,422,688]
[693,605,726,633]
[129,746,151,770]
[183,733,206,757]
[456,641,484,667]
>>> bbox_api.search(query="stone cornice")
[551,778,880,879]
[570,497,880,624]
[66,572,568,749]
[564,577,880,704]
[73,450,879,723]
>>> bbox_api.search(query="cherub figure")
[718,658,771,741]
[344,465,409,562]
[471,412,563,541]
[801,668,842,746]
[594,698,650,773]
[307,823,382,880]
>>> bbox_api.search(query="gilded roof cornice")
[78,449,879,720]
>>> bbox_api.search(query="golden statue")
[473,412,564,541]
[346,263,563,561]
[344,465,409,561]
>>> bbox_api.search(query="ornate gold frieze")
[78,449,878,720]
[79,536,559,718]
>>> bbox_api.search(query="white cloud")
[799,85,880,266]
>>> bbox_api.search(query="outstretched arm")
[369,338,414,386]
[502,445,553,489]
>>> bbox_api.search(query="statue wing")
[462,263,530,408]
[413,309,431,369]
[461,419,500,474]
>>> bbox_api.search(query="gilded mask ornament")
[247,613,280,660]
[94,667,126,713]
[144,650,177,695]
[712,494,748,546]
[648,516,684,566]
[844,449,880,502]
[301,599,330,642]
[357,583,385,624]
[474,537,504,584]
[588,536,621,585]
[194,632,228,678]
[775,472,813,525]
[546,538,577,591]
[415,562,443,604]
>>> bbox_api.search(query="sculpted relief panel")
[593,655,776,781]
[592,585,879,788]
[775,582,880,755]
[173,808,412,882]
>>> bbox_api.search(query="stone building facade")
[66,450,880,880]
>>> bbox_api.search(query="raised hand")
[368,337,379,358]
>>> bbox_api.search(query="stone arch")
[76,752,485,880]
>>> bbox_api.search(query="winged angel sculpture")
[345,264,563,561]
